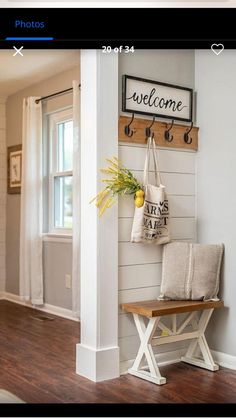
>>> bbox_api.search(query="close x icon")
[13,46,24,56]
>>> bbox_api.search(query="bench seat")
[121,299,223,317]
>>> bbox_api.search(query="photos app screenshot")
[0,2,236,417]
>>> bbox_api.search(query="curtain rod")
[35,84,81,104]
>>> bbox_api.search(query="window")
[48,109,73,234]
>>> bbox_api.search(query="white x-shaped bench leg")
[128,308,219,385]
[128,314,167,385]
[181,308,219,371]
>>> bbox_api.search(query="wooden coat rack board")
[119,116,199,151]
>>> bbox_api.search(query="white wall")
[118,50,196,368]
[195,50,236,357]
[0,98,6,293]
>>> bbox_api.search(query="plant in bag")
[131,136,170,245]
[90,157,143,216]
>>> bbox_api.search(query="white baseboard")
[40,302,79,322]
[2,292,79,322]
[212,350,236,370]
[77,344,120,382]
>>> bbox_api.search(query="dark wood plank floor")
[0,300,236,404]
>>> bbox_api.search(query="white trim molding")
[76,344,120,382]
[43,234,72,244]
[1,292,79,322]
[212,350,236,371]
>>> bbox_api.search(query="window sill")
[43,233,72,244]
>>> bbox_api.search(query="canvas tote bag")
[131,136,170,244]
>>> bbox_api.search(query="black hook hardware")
[124,113,135,137]
[184,121,193,144]
[164,119,174,142]
[146,116,155,138]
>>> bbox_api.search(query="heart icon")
[211,43,224,56]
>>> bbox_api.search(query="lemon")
[135,189,144,197]
[135,197,144,208]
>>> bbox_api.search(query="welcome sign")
[122,75,193,122]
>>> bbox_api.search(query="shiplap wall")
[0,98,6,292]
[118,49,196,369]
[118,142,197,366]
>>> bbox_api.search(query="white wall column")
[76,50,119,382]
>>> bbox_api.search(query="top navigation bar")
[0,8,236,48]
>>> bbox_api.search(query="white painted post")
[76,50,119,382]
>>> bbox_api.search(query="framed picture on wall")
[7,145,22,194]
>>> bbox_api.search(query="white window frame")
[48,108,73,235]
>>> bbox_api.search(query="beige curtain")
[19,97,43,305]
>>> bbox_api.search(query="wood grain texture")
[121,299,224,317]
[119,116,198,150]
[0,301,236,404]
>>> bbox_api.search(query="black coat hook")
[146,116,155,138]
[184,121,193,144]
[124,113,135,137]
[165,119,174,142]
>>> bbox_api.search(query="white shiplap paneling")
[119,312,137,338]
[118,143,197,367]
[119,263,162,290]
[119,217,196,242]
[119,194,195,218]
[119,145,196,174]
[131,171,195,196]
[119,242,162,266]
[119,285,160,305]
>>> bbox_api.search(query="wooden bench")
[121,299,224,385]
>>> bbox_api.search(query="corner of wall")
[0,97,6,292]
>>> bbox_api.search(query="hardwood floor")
[0,300,236,406]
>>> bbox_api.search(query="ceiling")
[0,50,80,97]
